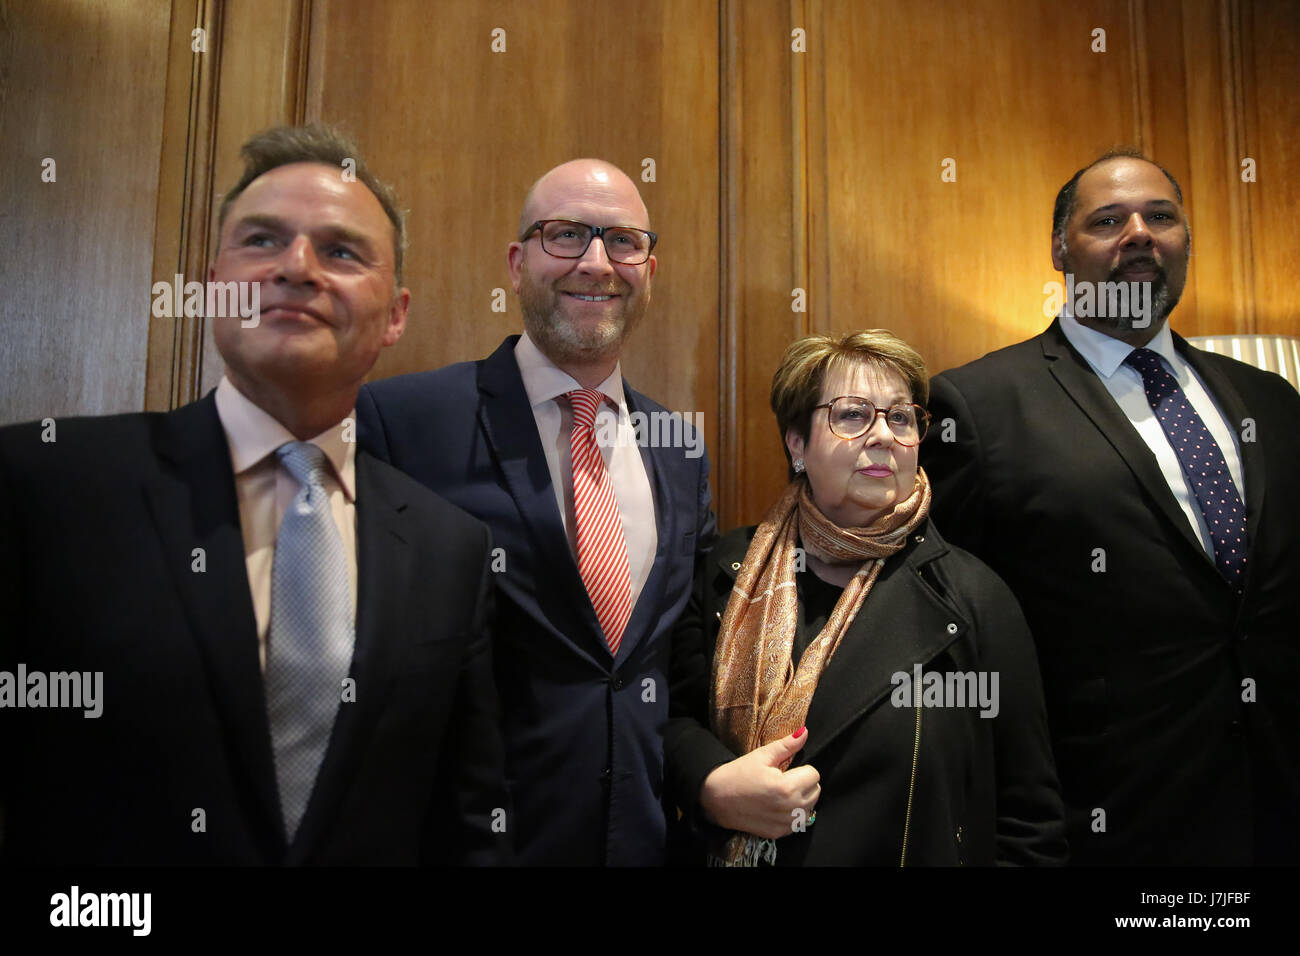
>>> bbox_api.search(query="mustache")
[1110,256,1164,280]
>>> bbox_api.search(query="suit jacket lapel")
[615,386,672,665]
[287,451,413,863]
[1039,319,1211,566]
[144,393,284,858]
[477,339,609,662]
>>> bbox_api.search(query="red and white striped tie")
[566,388,633,655]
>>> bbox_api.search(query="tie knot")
[277,441,329,490]
[567,388,607,430]
[1124,347,1165,380]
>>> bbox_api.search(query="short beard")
[1146,278,1180,327]
[517,261,648,366]
[1060,245,1182,334]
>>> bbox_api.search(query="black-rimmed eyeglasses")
[520,219,657,265]
[812,396,930,446]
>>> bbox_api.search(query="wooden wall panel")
[720,0,804,529]
[5,0,1296,527]
[0,0,171,424]
[719,0,1299,526]
[1244,0,1300,337]
[301,0,719,424]
[1158,0,1252,338]
[811,0,1142,380]
[145,0,220,410]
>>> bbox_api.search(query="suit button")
[600,767,613,785]
[914,534,925,543]
[731,562,741,571]
[611,675,625,690]
[1227,719,1243,735]
[946,623,958,634]
[1238,632,1248,641]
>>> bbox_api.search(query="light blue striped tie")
[266,441,355,840]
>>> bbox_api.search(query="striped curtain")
[1186,336,1300,393]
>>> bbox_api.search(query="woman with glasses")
[665,331,1067,866]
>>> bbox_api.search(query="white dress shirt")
[1058,314,1246,561]
[514,332,658,609]
[214,375,358,673]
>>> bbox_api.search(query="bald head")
[517,159,651,239]
[507,157,658,387]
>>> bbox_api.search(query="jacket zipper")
[900,698,922,866]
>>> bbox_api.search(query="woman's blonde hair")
[769,330,929,475]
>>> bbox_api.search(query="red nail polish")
[793,726,806,738]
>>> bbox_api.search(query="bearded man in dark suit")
[920,149,1300,865]
[358,159,717,865]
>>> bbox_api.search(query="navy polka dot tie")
[1124,348,1247,589]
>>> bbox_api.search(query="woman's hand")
[698,729,821,839]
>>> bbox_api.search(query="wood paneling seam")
[719,0,741,528]
[1218,0,1253,333]
[1128,0,1153,151]
[790,0,808,338]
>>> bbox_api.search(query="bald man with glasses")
[358,159,717,866]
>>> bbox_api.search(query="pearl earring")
[793,459,805,474]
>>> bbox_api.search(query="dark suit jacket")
[920,318,1300,864]
[665,520,1067,866]
[357,336,717,865]
[0,393,509,865]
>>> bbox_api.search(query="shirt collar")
[1058,311,1178,380]
[514,330,627,410]
[214,376,356,501]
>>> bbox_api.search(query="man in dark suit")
[0,125,508,865]
[358,159,717,865]
[920,149,1300,864]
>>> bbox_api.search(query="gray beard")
[521,302,626,365]
[1085,275,1180,333]
[1060,248,1182,333]
[516,263,645,366]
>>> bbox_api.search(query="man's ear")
[1050,231,1067,273]
[507,242,524,293]
[636,253,656,310]
[383,287,410,348]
